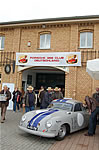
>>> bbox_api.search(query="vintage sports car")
[19,99,89,140]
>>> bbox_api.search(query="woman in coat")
[12,87,21,112]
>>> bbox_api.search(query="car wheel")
[56,124,67,141]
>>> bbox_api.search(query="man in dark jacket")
[23,86,36,113]
[0,85,11,123]
[41,87,53,109]
[39,87,46,109]
[84,96,99,136]
[52,87,63,100]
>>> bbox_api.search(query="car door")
[71,103,86,132]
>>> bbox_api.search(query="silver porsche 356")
[19,98,89,140]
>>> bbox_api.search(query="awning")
[86,59,99,80]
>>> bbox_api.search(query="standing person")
[38,86,44,104]
[41,87,53,109]
[39,87,46,109]
[0,85,11,123]
[84,96,99,136]
[23,86,36,113]
[92,88,99,102]
[52,87,63,100]
[12,87,21,112]
[21,88,25,108]
[92,88,99,124]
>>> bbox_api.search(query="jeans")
[14,100,19,112]
[88,107,99,135]
[25,106,34,113]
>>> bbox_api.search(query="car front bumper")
[18,125,56,138]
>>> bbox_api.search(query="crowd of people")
[23,86,63,112]
[0,85,63,123]
[0,84,99,138]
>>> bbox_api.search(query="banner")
[16,52,81,66]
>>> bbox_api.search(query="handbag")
[17,95,20,103]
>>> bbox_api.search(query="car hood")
[24,108,71,122]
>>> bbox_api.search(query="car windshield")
[48,102,73,111]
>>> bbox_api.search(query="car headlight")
[46,121,52,128]
[22,115,26,122]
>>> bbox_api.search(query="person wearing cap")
[41,87,53,109]
[23,86,36,113]
[0,85,11,123]
[52,87,63,100]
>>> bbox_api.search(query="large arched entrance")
[20,66,65,95]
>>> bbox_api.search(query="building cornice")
[0,15,99,28]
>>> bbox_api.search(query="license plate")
[27,125,38,131]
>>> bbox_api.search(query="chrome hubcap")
[58,125,66,137]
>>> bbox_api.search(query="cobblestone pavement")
[0,109,55,150]
[0,109,99,150]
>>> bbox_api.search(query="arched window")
[80,31,93,48]
[39,32,51,49]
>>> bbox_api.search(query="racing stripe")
[32,109,59,127]
[28,109,54,127]
[53,99,68,103]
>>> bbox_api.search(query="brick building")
[0,15,99,102]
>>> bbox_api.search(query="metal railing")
[0,51,15,66]
[81,50,99,66]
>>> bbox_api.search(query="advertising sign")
[16,52,81,66]
[0,94,6,102]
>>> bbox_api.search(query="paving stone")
[0,109,55,150]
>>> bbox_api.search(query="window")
[0,36,5,50]
[80,32,93,48]
[0,74,1,84]
[40,33,51,49]
[74,103,82,112]
[27,75,32,85]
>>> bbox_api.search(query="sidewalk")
[0,109,55,150]
[0,109,99,150]
[49,126,99,150]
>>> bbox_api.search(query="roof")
[52,98,82,104]
[0,15,99,27]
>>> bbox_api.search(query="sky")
[0,0,99,23]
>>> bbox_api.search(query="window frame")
[0,73,1,84]
[0,36,5,50]
[39,32,51,49]
[80,31,93,49]
[74,103,82,112]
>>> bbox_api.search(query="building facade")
[0,15,99,102]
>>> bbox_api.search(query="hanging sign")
[16,52,81,66]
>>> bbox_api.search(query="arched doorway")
[20,66,65,95]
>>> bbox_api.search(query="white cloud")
[0,0,99,22]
